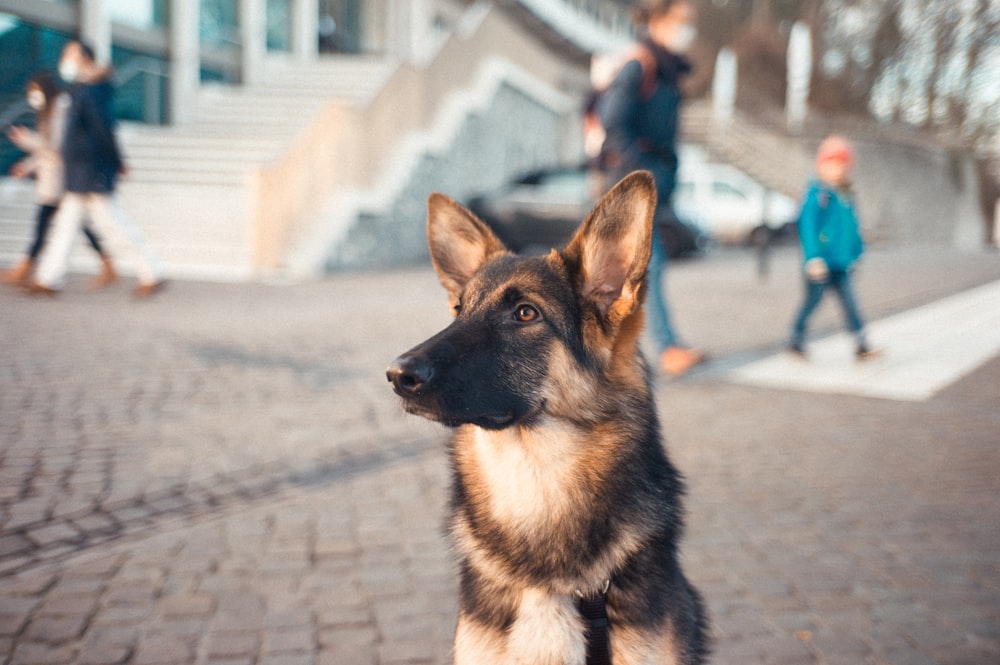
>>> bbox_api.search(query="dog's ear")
[564,170,656,322]
[427,192,507,307]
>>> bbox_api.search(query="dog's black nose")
[386,355,433,396]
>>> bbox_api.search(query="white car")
[674,152,798,245]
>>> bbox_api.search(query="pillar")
[712,47,737,126]
[168,0,200,124]
[786,21,812,133]
[79,0,111,64]
[291,0,319,60]
[240,0,267,85]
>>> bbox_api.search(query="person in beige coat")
[3,71,117,288]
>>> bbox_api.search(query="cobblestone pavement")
[1,246,999,664]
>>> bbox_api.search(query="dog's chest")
[469,425,581,529]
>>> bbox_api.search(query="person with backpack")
[596,0,704,376]
[789,135,880,360]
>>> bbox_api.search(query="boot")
[659,346,706,376]
[133,280,167,299]
[2,258,33,285]
[86,256,119,290]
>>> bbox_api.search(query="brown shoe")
[659,346,705,376]
[23,281,59,297]
[86,256,119,290]
[132,280,167,299]
[2,258,33,285]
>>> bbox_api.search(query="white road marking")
[729,280,1000,401]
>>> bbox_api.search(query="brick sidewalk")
[1,247,998,664]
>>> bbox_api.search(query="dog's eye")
[515,304,540,322]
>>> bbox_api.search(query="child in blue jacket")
[790,135,879,359]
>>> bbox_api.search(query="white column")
[291,0,319,60]
[79,0,111,64]
[240,0,267,85]
[786,21,812,133]
[168,0,200,124]
[712,47,737,126]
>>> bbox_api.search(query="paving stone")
[25,523,82,548]
[9,641,76,664]
[261,628,314,655]
[132,633,196,665]
[204,631,260,659]
[75,643,132,665]
[0,610,33,638]
[157,594,216,618]
[258,654,315,665]
[0,534,34,557]
[23,614,90,644]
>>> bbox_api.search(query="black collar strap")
[577,587,612,665]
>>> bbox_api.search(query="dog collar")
[577,581,612,665]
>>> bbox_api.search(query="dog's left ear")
[564,170,656,323]
[427,192,507,307]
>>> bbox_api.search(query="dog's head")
[387,171,657,430]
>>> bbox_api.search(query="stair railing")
[114,57,169,125]
[513,0,635,51]
[0,56,169,132]
[0,100,31,131]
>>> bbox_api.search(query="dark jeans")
[791,268,866,346]
[27,204,105,261]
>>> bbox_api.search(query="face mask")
[669,24,697,53]
[27,90,46,110]
[58,59,79,83]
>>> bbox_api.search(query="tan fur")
[609,623,682,665]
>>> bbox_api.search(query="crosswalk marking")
[729,280,1000,401]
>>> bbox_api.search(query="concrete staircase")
[0,56,393,280]
[682,100,813,200]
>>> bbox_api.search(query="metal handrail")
[114,56,169,124]
[0,56,170,133]
[0,100,31,130]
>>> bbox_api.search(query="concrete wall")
[846,140,984,250]
[325,82,569,271]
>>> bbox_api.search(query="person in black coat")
[30,40,165,298]
[598,0,703,375]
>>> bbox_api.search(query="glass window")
[711,181,747,200]
[109,0,167,30]
[267,0,291,51]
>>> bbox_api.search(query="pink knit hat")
[816,135,854,166]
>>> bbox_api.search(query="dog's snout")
[387,355,434,396]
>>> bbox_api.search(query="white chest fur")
[471,422,581,531]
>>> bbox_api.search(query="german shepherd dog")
[387,171,709,664]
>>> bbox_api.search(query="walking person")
[3,71,117,288]
[29,40,164,297]
[789,135,880,360]
[597,0,704,375]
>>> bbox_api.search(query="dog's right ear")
[427,193,507,309]
[564,171,656,325]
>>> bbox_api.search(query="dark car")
[466,166,707,258]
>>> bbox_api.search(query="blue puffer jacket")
[798,180,864,271]
[62,77,123,194]
[597,38,690,205]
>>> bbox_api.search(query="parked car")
[466,150,798,256]
[673,160,799,246]
[466,167,707,258]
